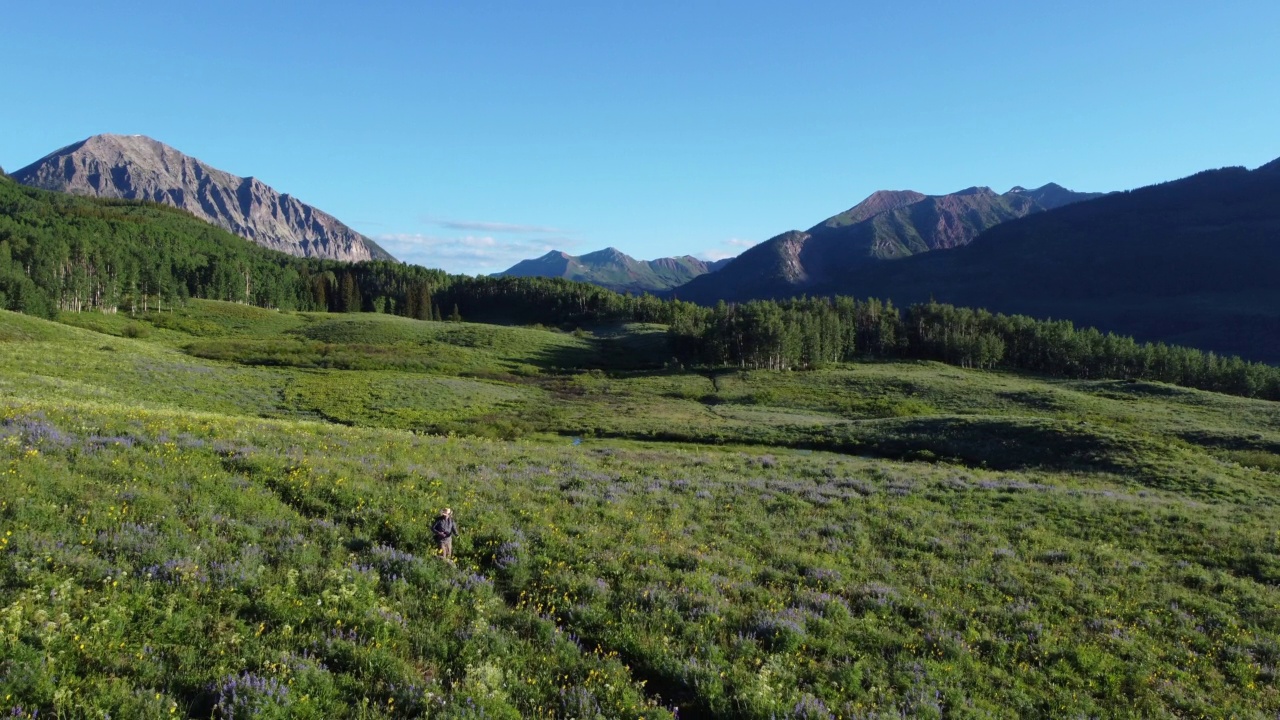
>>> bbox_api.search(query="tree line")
[665,298,1280,400]
[3,177,1278,401]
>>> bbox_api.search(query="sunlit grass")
[1,303,1278,718]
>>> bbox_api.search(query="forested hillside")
[0,175,659,326]
[664,299,1280,400]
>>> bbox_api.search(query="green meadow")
[2,301,1278,718]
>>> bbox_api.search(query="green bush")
[1221,449,1280,473]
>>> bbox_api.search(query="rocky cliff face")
[804,184,1102,262]
[12,135,394,262]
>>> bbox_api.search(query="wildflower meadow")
[1,303,1278,718]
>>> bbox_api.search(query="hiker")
[432,507,458,561]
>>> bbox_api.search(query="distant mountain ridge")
[826,159,1280,361]
[12,134,394,263]
[675,183,1104,303]
[497,247,729,293]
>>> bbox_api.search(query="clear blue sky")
[4,1,1278,274]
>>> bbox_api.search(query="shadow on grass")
[579,416,1155,476]
[831,416,1149,473]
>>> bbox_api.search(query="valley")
[7,5,1278,718]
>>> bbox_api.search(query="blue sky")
[4,1,1278,274]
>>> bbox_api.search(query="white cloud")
[696,237,758,262]
[431,219,565,234]
[375,233,568,275]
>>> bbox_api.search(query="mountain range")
[492,161,1280,361]
[497,247,731,294]
[10,132,1280,361]
[831,159,1280,361]
[673,183,1103,303]
[12,134,393,263]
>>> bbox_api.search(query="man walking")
[432,507,458,562]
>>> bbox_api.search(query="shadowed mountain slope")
[12,134,394,262]
[675,183,1102,303]
[833,160,1280,361]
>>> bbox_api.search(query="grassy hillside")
[2,303,1279,718]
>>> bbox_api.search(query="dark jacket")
[432,515,457,540]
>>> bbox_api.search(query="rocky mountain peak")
[820,190,928,229]
[12,134,394,263]
[580,247,631,263]
[1003,182,1105,210]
